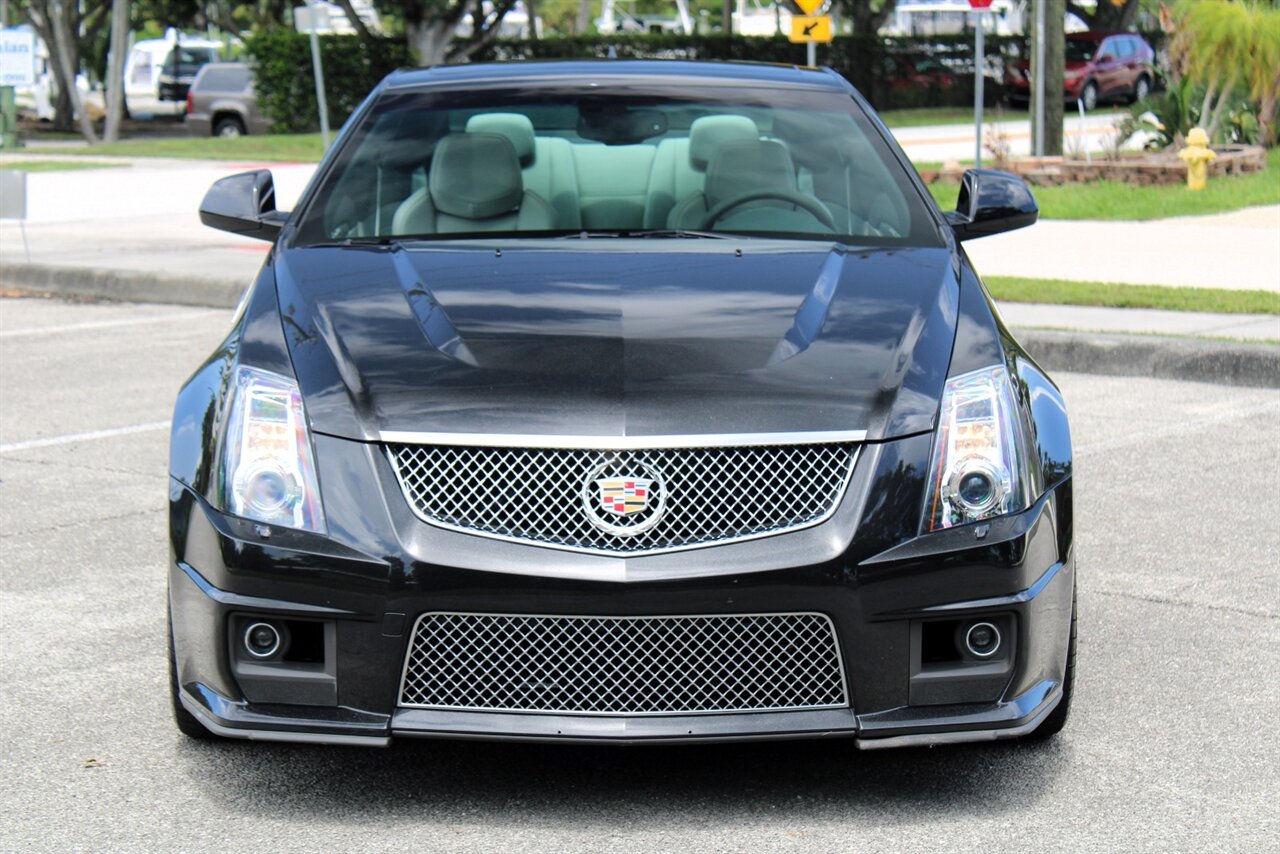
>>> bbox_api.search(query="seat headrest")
[465,113,536,167]
[430,133,524,220]
[704,140,798,208]
[688,115,759,171]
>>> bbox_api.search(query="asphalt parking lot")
[1,296,1277,851]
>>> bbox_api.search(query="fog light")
[243,622,281,658]
[965,622,1001,658]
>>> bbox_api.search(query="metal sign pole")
[974,11,983,167]
[1034,0,1045,157]
[807,41,816,66]
[306,1,331,148]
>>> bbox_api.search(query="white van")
[123,35,222,117]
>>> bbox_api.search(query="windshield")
[164,46,217,74]
[1065,40,1100,63]
[295,80,940,247]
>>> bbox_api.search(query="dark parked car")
[1006,31,1156,110]
[170,61,1075,749]
[183,62,269,137]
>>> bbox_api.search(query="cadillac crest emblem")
[582,461,666,536]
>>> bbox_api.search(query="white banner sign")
[1,29,37,87]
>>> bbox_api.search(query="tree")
[102,0,129,142]
[1254,3,1280,146]
[1172,0,1280,146]
[835,0,898,34]
[378,0,518,65]
[1067,0,1142,31]
[334,0,376,38]
[18,0,109,140]
[1030,0,1066,156]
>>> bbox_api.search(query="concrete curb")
[3,262,1277,389]
[1013,329,1279,389]
[3,262,244,309]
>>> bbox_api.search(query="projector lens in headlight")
[923,365,1028,532]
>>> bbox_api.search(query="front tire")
[169,615,219,740]
[1132,75,1151,104]
[1080,82,1099,112]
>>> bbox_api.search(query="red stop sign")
[968,0,994,7]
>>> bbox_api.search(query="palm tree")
[1249,4,1280,146]
[1173,0,1280,146]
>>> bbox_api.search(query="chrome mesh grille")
[398,612,847,715]
[388,442,857,555]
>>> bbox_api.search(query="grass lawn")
[23,133,326,162]
[985,276,1280,315]
[0,159,128,172]
[925,147,1280,220]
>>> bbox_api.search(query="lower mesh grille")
[398,612,847,715]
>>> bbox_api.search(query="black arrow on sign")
[803,21,819,35]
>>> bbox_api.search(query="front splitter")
[180,681,1062,748]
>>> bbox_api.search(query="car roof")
[382,60,848,93]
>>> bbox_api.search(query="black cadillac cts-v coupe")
[169,60,1075,748]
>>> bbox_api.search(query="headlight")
[923,365,1029,532]
[218,365,326,533]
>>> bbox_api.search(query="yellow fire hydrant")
[1178,128,1216,191]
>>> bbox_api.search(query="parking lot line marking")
[0,421,170,454]
[0,311,218,338]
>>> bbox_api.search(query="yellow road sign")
[795,0,825,14]
[789,15,833,44]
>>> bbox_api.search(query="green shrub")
[245,30,410,133]
[243,30,1169,128]
[478,33,1017,110]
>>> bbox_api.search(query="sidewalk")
[999,303,1278,341]
[891,112,1144,163]
[965,205,1280,292]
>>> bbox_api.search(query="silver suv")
[183,62,270,137]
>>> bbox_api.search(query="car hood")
[273,240,959,443]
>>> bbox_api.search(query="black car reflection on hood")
[275,239,958,443]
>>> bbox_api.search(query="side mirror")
[945,168,1038,241]
[199,170,287,241]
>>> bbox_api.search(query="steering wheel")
[699,189,837,231]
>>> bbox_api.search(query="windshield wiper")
[560,229,732,240]
[302,236,400,248]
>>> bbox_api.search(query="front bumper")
[169,432,1074,748]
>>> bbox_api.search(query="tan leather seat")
[668,139,827,230]
[644,115,760,229]
[392,133,555,235]
[465,113,582,229]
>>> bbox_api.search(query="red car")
[1005,31,1156,111]
[885,53,960,92]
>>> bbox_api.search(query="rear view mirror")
[577,104,668,145]
[199,170,287,241]
[945,168,1038,241]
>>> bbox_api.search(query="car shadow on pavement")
[179,735,1068,824]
